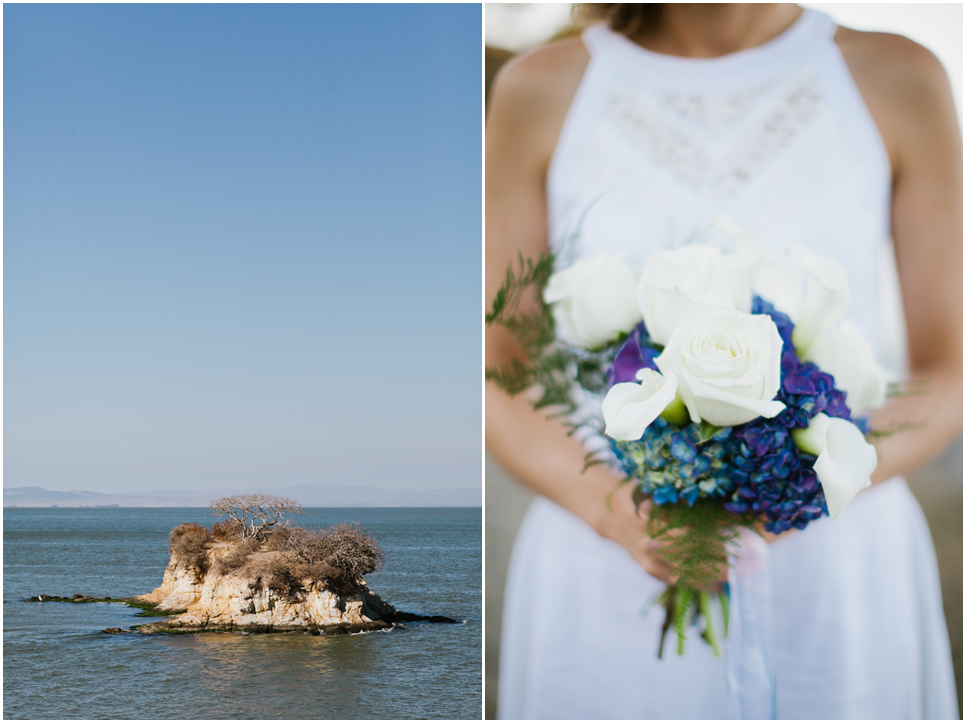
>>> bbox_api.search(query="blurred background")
[485,4,963,719]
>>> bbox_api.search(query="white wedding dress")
[498,10,959,720]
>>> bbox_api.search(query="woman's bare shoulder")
[487,37,590,161]
[834,26,956,169]
[491,37,590,104]
[835,27,950,96]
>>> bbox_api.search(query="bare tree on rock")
[209,494,303,540]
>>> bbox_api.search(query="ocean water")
[3,507,481,719]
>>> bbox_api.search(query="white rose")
[710,217,803,317]
[791,413,877,519]
[638,245,751,346]
[803,320,893,415]
[655,309,785,427]
[543,252,642,348]
[786,242,849,354]
[602,369,679,441]
[750,255,803,320]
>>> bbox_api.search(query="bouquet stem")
[657,583,729,659]
[698,590,722,657]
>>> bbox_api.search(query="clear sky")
[4,4,482,494]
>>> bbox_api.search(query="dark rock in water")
[390,611,460,624]
[131,614,460,635]
[424,615,461,624]
[133,619,396,636]
[73,594,84,600]
[26,595,127,604]
[102,628,124,634]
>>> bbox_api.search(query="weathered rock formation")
[130,542,432,634]
[28,524,459,634]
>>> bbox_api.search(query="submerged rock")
[26,595,118,603]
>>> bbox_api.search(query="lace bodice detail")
[547,10,899,367]
[604,66,824,196]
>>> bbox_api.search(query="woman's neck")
[630,4,804,58]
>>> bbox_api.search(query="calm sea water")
[4,507,481,719]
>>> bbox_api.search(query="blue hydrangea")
[611,417,736,506]
[606,296,868,534]
[724,425,828,533]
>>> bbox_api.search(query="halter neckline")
[583,9,835,89]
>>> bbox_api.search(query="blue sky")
[4,4,482,494]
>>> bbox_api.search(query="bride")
[485,3,961,719]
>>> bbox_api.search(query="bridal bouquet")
[486,231,893,657]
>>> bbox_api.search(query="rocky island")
[29,495,457,634]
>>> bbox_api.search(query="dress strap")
[809,10,838,41]
[580,24,614,57]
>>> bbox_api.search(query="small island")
[30,494,457,634]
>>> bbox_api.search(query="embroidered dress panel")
[499,10,958,719]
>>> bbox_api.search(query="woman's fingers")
[610,484,796,585]
[647,531,729,588]
[634,545,675,583]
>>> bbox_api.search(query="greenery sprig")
[642,498,759,655]
[886,379,930,398]
[485,252,571,408]
[644,501,757,592]
[485,251,613,430]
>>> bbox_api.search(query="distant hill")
[3,484,481,508]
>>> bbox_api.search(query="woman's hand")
[592,483,677,584]
[756,522,793,545]
[594,482,795,587]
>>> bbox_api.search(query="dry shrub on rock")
[264,524,295,551]
[239,557,282,593]
[272,523,384,595]
[278,526,320,560]
[264,557,300,594]
[212,519,244,542]
[213,537,260,575]
[169,523,213,574]
[317,523,384,586]
[168,507,385,599]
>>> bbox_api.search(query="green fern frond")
[485,251,563,400]
[485,252,556,327]
[646,501,758,592]
[483,359,532,395]
[867,419,928,439]
[886,379,930,397]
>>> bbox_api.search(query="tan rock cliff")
[132,543,399,632]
